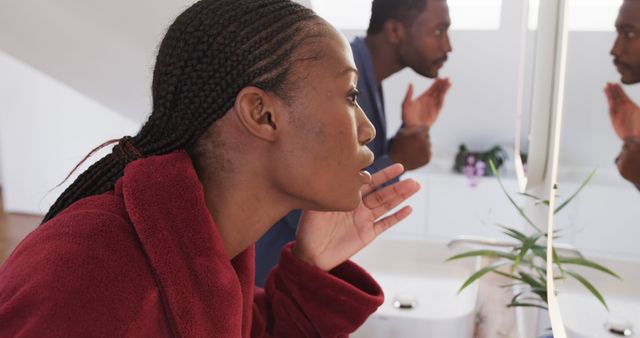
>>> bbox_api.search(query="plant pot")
[513,286,552,338]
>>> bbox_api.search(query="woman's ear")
[233,86,281,142]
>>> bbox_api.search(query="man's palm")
[605,83,640,140]
[402,78,451,128]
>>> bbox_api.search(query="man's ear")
[383,19,406,45]
[233,86,282,142]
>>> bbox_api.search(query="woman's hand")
[293,164,420,271]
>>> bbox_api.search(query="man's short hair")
[367,0,428,35]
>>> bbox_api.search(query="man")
[606,0,640,188]
[255,0,452,286]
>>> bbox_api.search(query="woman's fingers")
[364,179,420,218]
[361,163,405,195]
[372,206,413,235]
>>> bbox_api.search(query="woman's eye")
[434,29,443,36]
[625,30,636,39]
[348,90,359,104]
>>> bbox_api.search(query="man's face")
[612,0,640,84]
[397,0,452,78]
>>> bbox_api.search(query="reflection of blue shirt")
[254,37,396,286]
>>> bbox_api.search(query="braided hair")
[43,0,321,222]
[367,0,429,36]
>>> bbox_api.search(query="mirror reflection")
[556,0,640,336]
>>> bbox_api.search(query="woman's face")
[271,25,376,211]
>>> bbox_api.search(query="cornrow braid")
[43,0,321,222]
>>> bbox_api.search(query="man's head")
[367,0,452,78]
[612,0,640,84]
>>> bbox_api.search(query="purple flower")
[475,160,486,177]
[464,164,475,179]
[466,155,476,165]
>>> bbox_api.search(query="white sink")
[351,239,480,338]
[557,257,640,338]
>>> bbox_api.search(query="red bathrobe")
[0,151,383,337]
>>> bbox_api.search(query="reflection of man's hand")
[389,126,431,171]
[402,78,451,128]
[617,137,640,187]
[605,83,640,140]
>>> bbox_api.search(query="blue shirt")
[254,37,396,286]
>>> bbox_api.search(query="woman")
[0,0,419,336]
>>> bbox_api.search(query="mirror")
[313,0,541,242]
[312,1,546,337]
[554,0,640,335]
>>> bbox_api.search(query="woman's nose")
[357,105,376,146]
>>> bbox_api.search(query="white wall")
[0,51,140,214]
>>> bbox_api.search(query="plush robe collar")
[116,151,255,338]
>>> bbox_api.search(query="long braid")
[43,0,320,222]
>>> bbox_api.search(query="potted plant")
[447,161,620,337]
[454,144,512,186]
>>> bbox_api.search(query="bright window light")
[310,0,503,31]
[448,0,503,31]
[310,0,372,30]
[568,0,622,31]
[529,0,540,30]
[529,0,622,31]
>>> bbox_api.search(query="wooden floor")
[0,191,42,264]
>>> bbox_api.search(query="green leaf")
[554,169,596,214]
[552,248,565,278]
[530,288,548,303]
[565,270,609,311]
[493,270,524,281]
[530,246,570,278]
[497,224,527,242]
[499,282,527,288]
[457,261,509,294]
[517,192,550,206]
[519,271,545,289]
[517,272,548,303]
[558,257,621,279]
[507,302,548,310]
[513,232,544,272]
[447,250,517,262]
[489,160,543,233]
[511,291,526,304]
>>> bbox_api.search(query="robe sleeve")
[251,243,383,338]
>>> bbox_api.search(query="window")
[448,0,503,31]
[529,0,623,31]
[310,0,372,30]
[310,0,503,31]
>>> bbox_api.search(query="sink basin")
[557,257,640,338]
[351,238,480,338]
